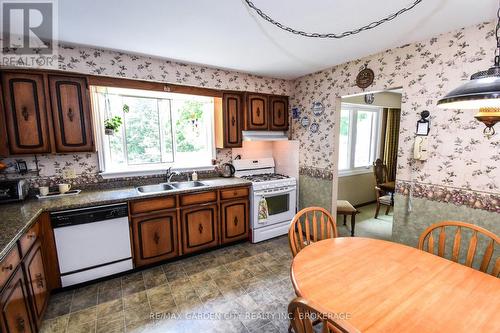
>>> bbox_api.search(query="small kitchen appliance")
[233,158,297,243]
[220,163,235,178]
[0,179,28,203]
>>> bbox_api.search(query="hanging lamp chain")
[244,0,423,39]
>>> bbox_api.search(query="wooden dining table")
[291,237,500,333]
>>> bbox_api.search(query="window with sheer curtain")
[92,87,215,175]
[338,104,381,175]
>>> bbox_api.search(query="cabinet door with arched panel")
[245,93,268,130]
[181,204,218,255]
[131,210,179,267]
[1,72,51,154]
[269,95,289,131]
[48,75,94,152]
[221,199,249,244]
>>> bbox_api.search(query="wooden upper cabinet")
[22,240,48,326]
[269,96,289,130]
[0,267,35,333]
[48,75,94,152]
[245,93,268,130]
[181,204,218,255]
[1,72,51,154]
[131,210,179,267]
[222,93,242,148]
[221,199,249,244]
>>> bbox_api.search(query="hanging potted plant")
[104,104,129,135]
[104,116,123,135]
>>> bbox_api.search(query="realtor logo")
[1,0,57,67]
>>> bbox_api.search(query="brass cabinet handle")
[27,233,36,239]
[231,116,235,126]
[68,107,74,121]
[21,107,29,121]
[16,316,25,332]
[278,109,282,118]
[234,217,238,226]
[35,273,44,289]
[153,232,160,245]
[1,264,13,272]
[198,224,203,234]
[256,107,260,117]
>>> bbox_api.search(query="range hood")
[242,131,288,141]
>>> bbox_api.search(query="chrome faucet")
[165,167,180,182]
[165,167,190,182]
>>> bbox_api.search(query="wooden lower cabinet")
[0,267,35,333]
[221,199,249,244]
[181,204,218,255]
[22,240,48,327]
[132,210,179,267]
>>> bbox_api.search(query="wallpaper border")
[396,180,500,213]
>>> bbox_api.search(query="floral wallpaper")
[2,21,500,214]
[291,21,500,202]
[0,43,291,188]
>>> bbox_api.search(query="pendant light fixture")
[437,7,500,138]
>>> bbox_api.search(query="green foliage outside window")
[175,100,204,152]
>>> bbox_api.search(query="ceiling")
[57,0,498,79]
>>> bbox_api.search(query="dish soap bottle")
[191,171,198,181]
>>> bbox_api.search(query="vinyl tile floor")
[337,203,393,241]
[40,236,296,333]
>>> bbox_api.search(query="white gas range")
[233,158,297,243]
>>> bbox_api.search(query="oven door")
[252,186,297,229]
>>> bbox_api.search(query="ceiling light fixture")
[244,0,423,39]
[437,6,500,138]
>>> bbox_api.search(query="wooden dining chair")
[289,207,337,258]
[373,158,388,186]
[288,297,360,333]
[418,221,500,277]
[374,185,392,218]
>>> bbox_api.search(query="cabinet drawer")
[0,245,20,290]
[130,196,176,215]
[180,191,217,206]
[19,221,40,257]
[220,187,249,200]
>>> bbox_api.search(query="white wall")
[337,173,377,206]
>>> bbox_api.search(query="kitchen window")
[338,104,381,175]
[92,86,215,177]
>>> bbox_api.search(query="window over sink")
[92,86,215,177]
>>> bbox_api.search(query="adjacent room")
[336,90,402,240]
[0,1,499,333]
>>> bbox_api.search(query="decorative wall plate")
[300,116,310,128]
[364,93,375,104]
[356,64,375,89]
[310,122,319,133]
[312,102,325,116]
[292,107,300,119]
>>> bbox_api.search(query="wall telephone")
[413,137,428,160]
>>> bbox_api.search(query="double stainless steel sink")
[136,181,207,194]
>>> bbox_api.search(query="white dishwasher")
[51,203,133,287]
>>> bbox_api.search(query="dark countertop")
[0,177,251,261]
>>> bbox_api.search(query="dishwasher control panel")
[51,203,129,228]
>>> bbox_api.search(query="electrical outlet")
[62,168,77,179]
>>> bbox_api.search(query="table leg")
[351,213,355,237]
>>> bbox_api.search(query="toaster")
[0,180,29,203]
